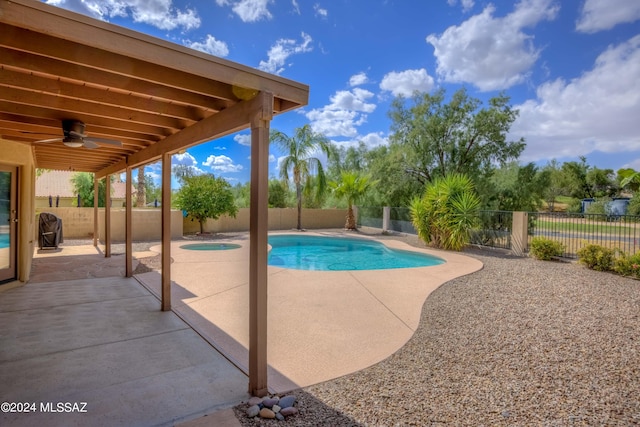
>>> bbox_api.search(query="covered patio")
[0,0,308,400]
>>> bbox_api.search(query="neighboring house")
[36,170,134,208]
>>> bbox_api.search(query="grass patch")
[535,219,638,235]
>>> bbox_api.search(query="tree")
[268,179,288,208]
[486,162,549,212]
[70,172,109,207]
[174,174,238,233]
[389,88,525,186]
[330,172,375,230]
[540,160,566,211]
[144,173,161,206]
[136,166,146,207]
[410,174,480,251]
[617,168,640,193]
[173,164,197,185]
[271,124,334,230]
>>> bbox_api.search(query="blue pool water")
[267,235,445,271]
[0,234,9,249]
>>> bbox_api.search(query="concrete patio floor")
[0,246,248,427]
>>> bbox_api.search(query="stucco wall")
[31,207,348,241]
[97,209,183,242]
[35,207,96,239]
[182,208,349,233]
[0,137,36,288]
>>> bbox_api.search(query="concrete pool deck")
[135,231,483,393]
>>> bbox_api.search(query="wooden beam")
[93,177,98,247]
[161,152,172,311]
[0,86,189,130]
[0,46,231,112]
[0,68,205,122]
[248,91,273,396]
[125,167,133,277]
[0,4,309,105]
[96,93,270,178]
[105,175,111,258]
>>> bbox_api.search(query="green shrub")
[577,244,615,271]
[410,174,480,251]
[613,252,640,278]
[585,198,611,215]
[529,237,565,260]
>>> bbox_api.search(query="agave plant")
[410,173,480,251]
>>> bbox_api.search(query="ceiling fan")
[35,120,123,149]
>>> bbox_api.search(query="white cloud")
[234,134,251,146]
[379,69,435,97]
[305,88,376,137]
[447,0,475,12]
[426,0,559,91]
[576,0,640,33]
[349,72,369,87]
[46,0,201,31]
[216,0,273,22]
[291,0,300,15]
[314,3,328,18]
[203,154,244,173]
[258,32,313,75]
[511,35,640,162]
[269,154,276,162]
[172,151,198,166]
[185,35,229,57]
[331,132,388,150]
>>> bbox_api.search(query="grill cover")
[38,212,63,249]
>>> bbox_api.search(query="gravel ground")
[233,236,640,426]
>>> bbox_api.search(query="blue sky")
[45,0,640,185]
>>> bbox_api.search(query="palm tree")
[330,171,375,230]
[271,125,333,230]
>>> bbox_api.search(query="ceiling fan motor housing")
[62,119,85,141]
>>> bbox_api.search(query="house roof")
[36,170,134,199]
[0,0,308,176]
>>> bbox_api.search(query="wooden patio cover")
[0,0,309,396]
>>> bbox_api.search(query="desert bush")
[613,252,640,279]
[410,174,480,251]
[529,237,564,260]
[577,244,615,271]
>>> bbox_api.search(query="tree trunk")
[345,205,356,230]
[199,219,205,234]
[296,183,302,230]
[136,167,146,207]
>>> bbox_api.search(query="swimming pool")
[0,234,9,249]
[267,235,444,271]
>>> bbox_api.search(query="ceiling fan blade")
[83,140,100,149]
[85,137,123,147]
[68,130,88,139]
[35,138,63,144]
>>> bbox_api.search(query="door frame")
[0,164,18,284]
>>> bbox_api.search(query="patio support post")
[125,167,133,277]
[105,174,111,258]
[161,152,172,311]
[93,176,98,247]
[248,91,273,396]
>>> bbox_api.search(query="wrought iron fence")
[529,212,640,258]
[357,208,640,258]
[469,210,513,250]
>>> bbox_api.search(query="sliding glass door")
[0,165,17,283]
